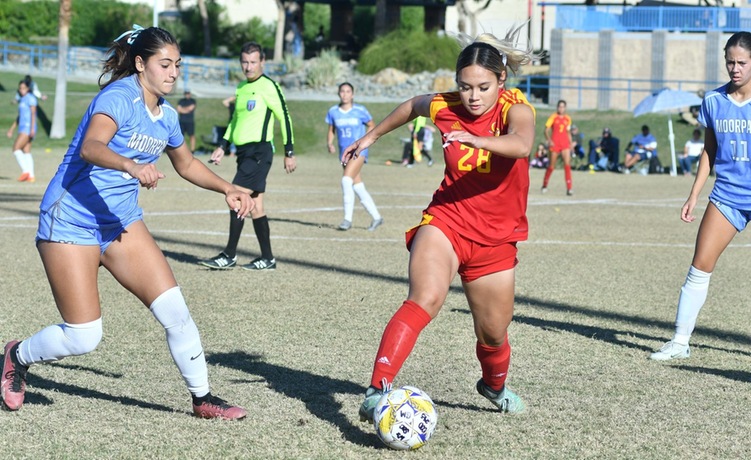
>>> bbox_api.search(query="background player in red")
[541,99,574,195]
[342,25,539,423]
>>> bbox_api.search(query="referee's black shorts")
[232,142,274,193]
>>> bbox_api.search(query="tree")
[274,0,285,61]
[50,0,71,139]
[197,0,211,56]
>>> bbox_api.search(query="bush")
[357,29,459,75]
[306,48,341,89]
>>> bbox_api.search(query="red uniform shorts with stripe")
[405,213,518,283]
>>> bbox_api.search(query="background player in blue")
[0,26,253,420]
[326,82,383,231]
[650,32,751,361]
[7,79,37,182]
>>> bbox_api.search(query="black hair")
[338,82,354,92]
[241,42,265,61]
[725,32,751,54]
[99,27,179,90]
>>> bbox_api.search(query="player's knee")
[150,286,191,329]
[63,318,103,356]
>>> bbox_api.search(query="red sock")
[543,166,554,187]
[476,336,511,391]
[370,300,432,389]
[564,164,572,190]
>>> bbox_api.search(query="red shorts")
[405,213,518,283]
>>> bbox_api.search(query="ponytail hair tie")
[114,24,145,45]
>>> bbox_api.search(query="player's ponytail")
[454,24,544,80]
[99,25,179,90]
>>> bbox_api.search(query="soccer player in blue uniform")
[0,26,252,420]
[651,32,751,361]
[7,79,37,182]
[326,82,383,231]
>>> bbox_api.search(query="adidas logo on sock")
[377,356,391,365]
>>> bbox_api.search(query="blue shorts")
[710,198,751,232]
[36,208,143,254]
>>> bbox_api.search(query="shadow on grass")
[208,350,383,448]
[24,374,176,414]
[674,365,751,383]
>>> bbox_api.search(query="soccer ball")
[373,385,438,450]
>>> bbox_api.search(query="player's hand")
[6,129,12,138]
[327,143,336,154]
[225,187,254,219]
[209,147,224,165]
[341,137,372,165]
[284,156,297,174]
[681,196,698,223]
[128,162,165,190]
[442,131,482,149]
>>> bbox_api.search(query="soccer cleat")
[428,159,434,167]
[338,220,352,231]
[567,189,574,196]
[359,378,391,423]
[367,218,384,232]
[192,394,247,420]
[1,340,28,411]
[649,340,690,361]
[16,172,29,182]
[242,257,276,271]
[198,252,237,270]
[26,176,35,183]
[541,186,548,194]
[476,379,526,414]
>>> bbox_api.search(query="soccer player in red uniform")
[341,26,539,422]
[541,99,574,195]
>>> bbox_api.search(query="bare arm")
[341,94,432,164]
[80,114,166,189]
[166,143,253,218]
[681,128,716,223]
[442,104,536,159]
[327,124,336,154]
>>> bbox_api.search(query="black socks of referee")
[252,215,273,260]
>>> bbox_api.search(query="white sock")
[22,152,34,177]
[17,318,103,366]
[673,265,711,345]
[150,286,210,397]
[341,176,355,222]
[353,182,381,220]
[13,150,27,173]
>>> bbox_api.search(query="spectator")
[177,90,197,152]
[588,127,620,171]
[623,124,657,173]
[530,143,549,169]
[679,128,704,176]
[570,124,585,167]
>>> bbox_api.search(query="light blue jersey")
[325,103,372,161]
[17,92,37,135]
[700,83,751,209]
[40,74,183,228]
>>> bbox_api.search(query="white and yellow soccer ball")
[373,385,438,450]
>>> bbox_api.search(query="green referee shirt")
[224,74,295,152]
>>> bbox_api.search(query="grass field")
[1,71,750,459]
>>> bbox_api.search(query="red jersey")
[545,113,572,151]
[425,88,534,246]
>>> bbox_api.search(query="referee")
[201,42,297,271]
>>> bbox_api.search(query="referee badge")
[247,100,256,111]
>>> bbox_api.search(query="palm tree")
[197,0,211,56]
[274,0,285,61]
[50,0,71,139]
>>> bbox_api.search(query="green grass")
[1,71,747,459]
